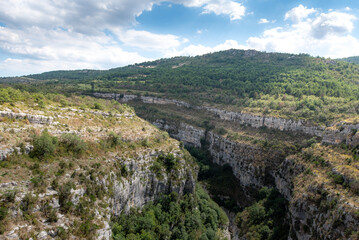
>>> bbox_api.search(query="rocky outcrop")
[94,93,359,146]
[153,120,205,148]
[0,144,33,161]
[206,132,284,189]
[154,120,284,190]
[275,157,359,240]
[112,150,196,214]
[1,149,195,239]
[0,111,54,124]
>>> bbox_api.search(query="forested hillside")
[337,56,359,64]
[15,49,359,125]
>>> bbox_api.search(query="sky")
[1,0,359,77]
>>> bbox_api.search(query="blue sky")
[1,0,359,77]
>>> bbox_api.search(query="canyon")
[92,92,359,239]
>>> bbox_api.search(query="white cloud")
[114,29,183,51]
[284,4,316,23]
[0,0,248,76]
[245,5,359,58]
[166,39,247,57]
[311,11,355,39]
[258,18,269,24]
[0,26,148,76]
[201,0,245,20]
[0,0,245,33]
[172,0,245,20]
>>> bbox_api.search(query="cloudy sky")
[1,0,359,76]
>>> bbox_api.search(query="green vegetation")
[112,187,229,240]
[30,129,58,159]
[236,187,288,240]
[337,56,359,64]
[6,49,359,124]
[59,133,87,156]
[299,144,359,196]
[186,144,244,211]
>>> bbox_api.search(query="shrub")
[60,133,87,155]
[217,127,228,136]
[141,138,151,147]
[30,130,58,158]
[329,173,345,185]
[107,132,122,148]
[58,181,75,213]
[150,161,163,179]
[157,153,177,172]
[0,207,8,221]
[93,102,103,110]
[350,181,359,195]
[20,194,37,213]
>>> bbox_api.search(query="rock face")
[206,132,284,189]
[0,104,196,239]
[94,93,359,145]
[153,119,359,240]
[153,120,205,148]
[153,120,283,191]
[0,111,53,124]
[1,150,195,239]
[274,157,359,240]
[0,144,33,161]
[112,150,196,214]
[92,93,359,239]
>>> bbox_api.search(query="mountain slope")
[337,56,359,64]
[19,49,359,125]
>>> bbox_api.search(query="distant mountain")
[336,56,359,64]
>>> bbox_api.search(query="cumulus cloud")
[114,29,184,51]
[201,0,245,20]
[258,18,269,24]
[284,4,316,23]
[245,5,359,58]
[311,12,355,39]
[0,0,245,33]
[0,0,247,76]
[0,26,148,76]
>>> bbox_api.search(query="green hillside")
[337,56,359,64]
[9,49,359,124]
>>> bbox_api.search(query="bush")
[60,133,87,155]
[217,127,227,136]
[58,181,75,213]
[0,207,8,221]
[329,173,345,185]
[157,153,177,172]
[20,194,37,213]
[93,102,103,110]
[107,132,122,148]
[150,161,163,179]
[30,130,58,158]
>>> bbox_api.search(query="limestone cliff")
[94,93,359,146]
[0,98,196,239]
[153,120,359,239]
[275,147,359,240]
